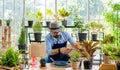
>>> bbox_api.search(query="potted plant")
[0,47,22,70]
[5,19,11,26]
[81,40,99,69]
[18,27,26,53]
[46,9,53,27]
[32,11,43,42]
[58,7,71,27]
[26,11,34,27]
[89,20,104,41]
[0,19,2,26]
[74,14,90,42]
[101,34,116,64]
[102,44,116,64]
[69,50,81,70]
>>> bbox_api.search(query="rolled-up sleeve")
[45,36,52,55]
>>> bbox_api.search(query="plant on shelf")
[69,50,81,70]
[58,7,71,19]
[46,9,53,20]
[0,47,21,69]
[46,9,53,27]
[74,14,89,33]
[5,19,11,26]
[26,11,34,20]
[32,11,43,33]
[18,20,26,53]
[58,7,71,26]
[26,11,34,27]
[89,20,104,34]
[32,11,43,42]
[73,14,90,42]
[32,21,42,33]
[89,20,104,41]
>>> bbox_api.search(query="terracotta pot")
[71,62,80,70]
[103,54,110,64]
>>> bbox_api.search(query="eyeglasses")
[52,31,60,35]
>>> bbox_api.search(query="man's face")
[51,29,61,38]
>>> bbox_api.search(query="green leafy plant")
[74,14,90,33]
[103,3,120,25]
[81,40,99,60]
[26,11,34,20]
[6,19,11,25]
[69,50,81,62]
[18,27,26,45]
[102,44,116,55]
[35,11,43,21]
[32,21,42,33]
[89,20,104,34]
[0,47,21,67]
[101,34,115,44]
[112,3,120,11]
[58,7,71,19]
[113,46,120,60]
[32,11,43,33]
[46,9,53,19]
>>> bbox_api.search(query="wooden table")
[29,63,76,70]
[28,62,100,70]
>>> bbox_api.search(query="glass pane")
[57,0,66,10]
[15,0,23,20]
[35,0,45,20]
[4,0,14,21]
[67,0,77,26]
[90,0,104,20]
[25,0,34,26]
[46,0,55,20]
[0,1,3,19]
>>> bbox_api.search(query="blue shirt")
[45,31,75,55]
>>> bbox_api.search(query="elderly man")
[45,21,84,63]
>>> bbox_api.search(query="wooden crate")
[99,64,116,70]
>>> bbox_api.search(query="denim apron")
[47,34,70,63]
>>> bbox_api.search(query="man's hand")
[60,47,73,54]
[73,42,82,50]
